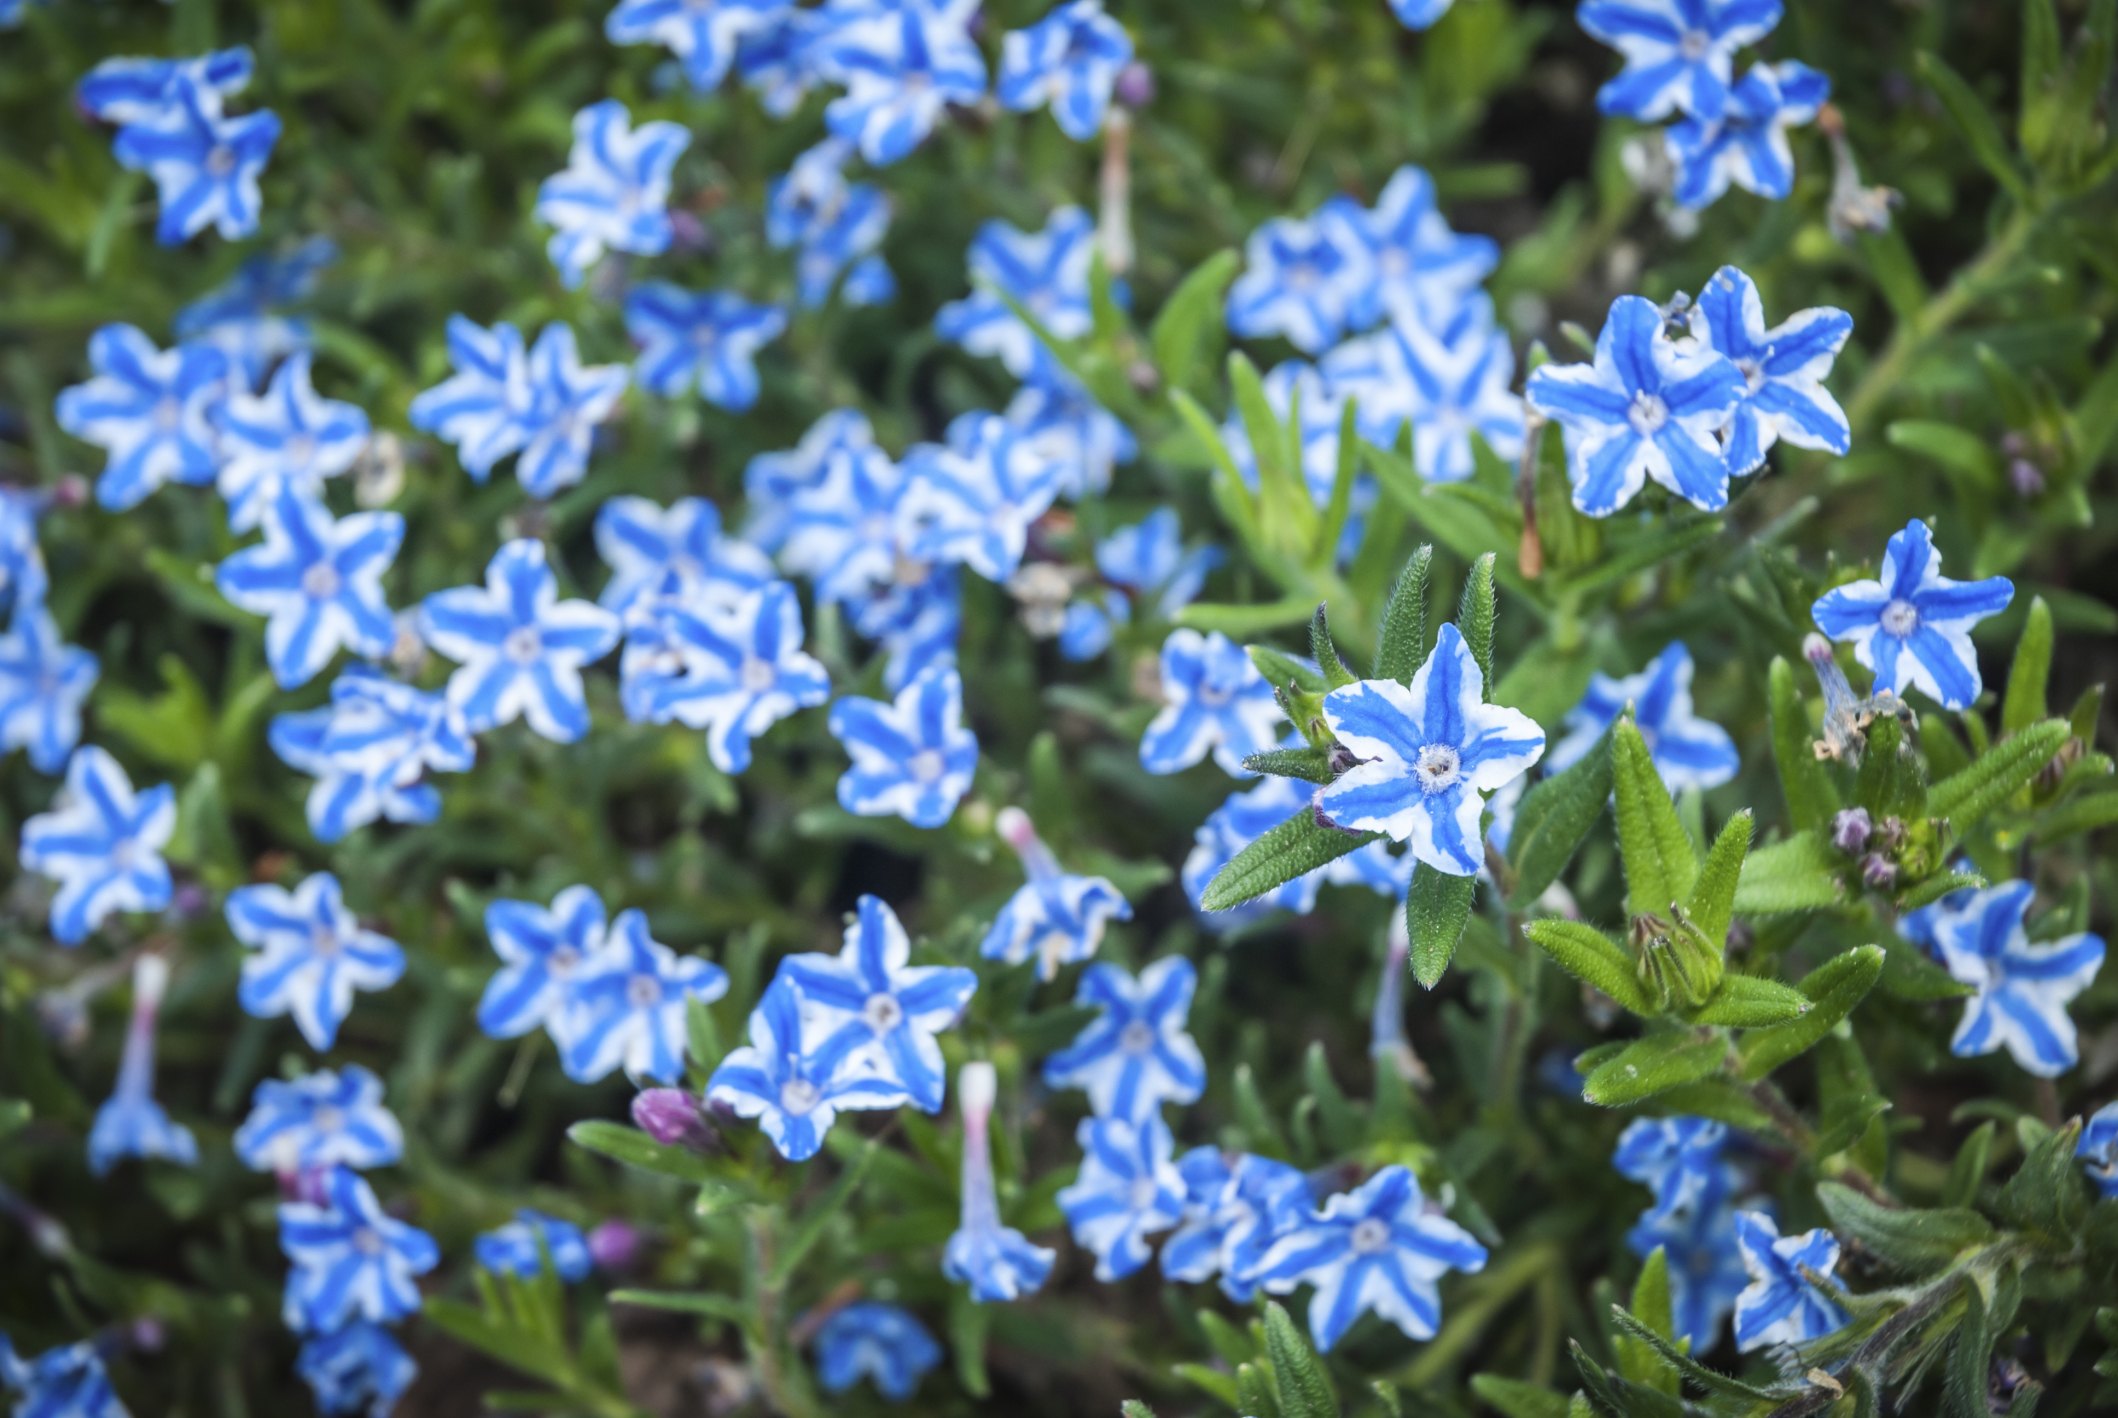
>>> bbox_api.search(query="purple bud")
[127,1318,167,1354]
[631,1088,715,1153]
[1830,807,1872,854]
[1115,62,1155,110]
[1873,815,1908,851]
[587,1219,645,1273]
[2008,458,2045,498]
[1860,853,1898,889]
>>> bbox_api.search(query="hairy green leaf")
[1244,746,1336,783]
[1612,718,1698,920]
[1310,604,1357,689]
[1581,1030,1727,1107]
[1615,1255,1678,1395]
[1731,831,1845,916]
[1506,720,1615,907]
[1409,867,1477,989]
[1690,974,1814,1028]
[1201,811,1379,912]
[1686,810,1753,945]
[1816,1181,1994,1273]
[1930,719,2070,827]
[1468,1376,1573,1418]
[1524,919,1652,1015]
[1736,946,1885,1080]
[1458,551,1498,689]
[1376,545,1434,682]
[567,1121,715,1184]
[1264,1301,1339,1418]
[2003,596,2054,736]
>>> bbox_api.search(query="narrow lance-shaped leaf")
[1375,545,1433,683]
[1615,1252,1679,1396]
[1736,945,1884,1080]
[1231,351,1317,551]
[2001,595,2053,736]
[1612,718,1698,921]
[1581,1029,1727,1107]
[1457,552,1498,690]
[1523,919,1653,1015]
[1150,248,1239,395]
[1316,399,1363,570]
[1689,974,1815,1028]
[1685,809,1753,945]
[1243,746,1335,783]
[1264,1300,1340,1418]
[1506,719,1615,908]
[1816,1180,1994,1274]
[1930,718,2070,827]
[1408,868,1476,989]
[1731,831,1844,916]
[1311,604,1356,689]
[1201,810,1380,912]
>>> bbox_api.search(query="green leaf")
[1612,719,1698,920]
[770,1138,879,1285]
[1244,746,1336,783]
[1606,1307,1788,1403]
[1264,1301,1339,1418]
[1736,946,1884,1081]
[1581,1030,1727,1107]
[1916,51,2034,205]
[1506,720,1615,907]
[1731,832,1845,916]
[1615,1254,1678,1395]
[608,1289,750,1325]
[1690,974,1814,1028]
[1178,595,1319,638]
[1408,868,1476,989]
[1457,552,1498,689]
[1316,400,1363,569]
[1855,713,1928,821]
[1877,933,1976,1002]
[1310,605,1357,689]
[1171,389,1262,549]
[950,1289,992,1399]
[1816,1181,1994,1273]
[2002,597,2054,735]
[2035,787,2118,843]
[1930,719,2070,826]
[1943,1282,1992,1418]
[1252,645,1328,694]
[1943,1121,1996,1208]
[1232,352,1317,550]
[566,1120,714,1183]
[1375,545,1434,683]
[1768,656,1840,830]
[1201,811,1380,912]
[1120,1402,1159,1418]
[1151,250,1239,395]
[1302,1041,1359,1153]
[1523,919,1652,1015]
[1685,810,1753,945]
[1468,1376,1573,1418]
[1812,1093,1893,1158]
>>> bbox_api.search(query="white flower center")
[1118,1019,1156,1055]
[548,944,581,976]
[1196,680,1230,707]
[310,924,342,957]
[740,656,777,693]
[1626,391,1670,436]
[862,993,904,1033]
[779,1077,820,1115]
[910,749,946,783]
[1413,743,1461,793]
[313,1105,345,1134]
[301,563,342,600]
[153,397,183,432]
[625,973,662,1009]
[1350,1217,1391,1255]
[504,626,544,664]
[1128,1176,1161,1211]
[286,434,317,466]
[1735,357,1766,393]
[352,1226,385,1256]
[206,144,238,177]
[1881,599,1920,637]
[1678,29,1709,61]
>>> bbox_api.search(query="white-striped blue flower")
[1667,61,1829,210]
[535,99,690,288]
[649,581,831,771]
[419,540,622,743]
[269,667,476,842]
[20,747,175,946]
[1926,880,2105,1077]
[1257,1165,1488,1351]
[1043,957,1206,1124]
[1323,305,1524,484]
[0,1337,125,1418]
[736,8,825,116]
[216,488,402,690]
[625,283,787,411]
[0,604,97,774]
[111,83,281,244]
[54,325,230,512]
[1006,378,1138,500]
[1613,1115,1733,1220]
[1526,294,1746,516]
[213,352,371,532]
[814,2,987,165]
[407,316,533,482]
[935,207,1100,384]
[1546,642,1739,792]
[864,569,963,693]
[829,666,978,829]
[1163,1148,1311,1302]
[812,1302,941,1402]
[2080,1103,2118,1200]
[944,1061,1055,1303]
[605,0,794,90]
[1341,167,1498,331]
[0,488,45,610]
[478,886,608,1042]
[476,1209,593,1282]
[900,412,1066,582]
[1577,0,1782,121]
[234,1065,404,1175]
[174,236,335,387]
[766,139,896,310]
[1626,1195,1747,1349]
[744,407,876,552]
[776,893,977,1114]
[982,807,1131,979]
[775,441,911,597]
[87,954,197,1178]
[77,46,254,125]
[1731,1212,1847,1351]
[1810,519,2013,711]
[229,873,405,1052]
[518,324,631,499]
[1056,1114,1185,1281]
[1059,508,1217,660]
[1141,629,1283,777]
[594,495,774,618]
[1318,623,1546,877]
[557,909,728,1084]
[997,1,1134,141]
[1184,775,1326,930]
[1688,266,1852,472]
[1226,207,1370,355]
[296,1323,416,1418]
[1389,0,1455,29]
[279,1166,439,1332]
[708,977,910,1160]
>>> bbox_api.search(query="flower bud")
[1860,854,1898,889]
[1830,807,1872,855]
[588,1219,645,1273]
[631,1088,716,1153]
[1115,61,1155,110]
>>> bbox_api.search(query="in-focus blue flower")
[1163,1148,1311,1302]
[1577,0,1783,121]
[1667,61,1829,210]
[1059,508,1217,660]
[1226,207,1370,355]
[1810,519,2014,711]
[518,324,632,499]
[765,139,895,309]
[535,99,691,288]
[20,747,175,946]
[476,1210,593,1283]
[1925,880,2105,1077]
[1006,378,1138,501]
[829,665,979,829]
[595,495,774,619]
[744,408,876,552]
[229,872,405,1052]
[1526,295,1746,516]
[0,1337,127,1418]
[1340,167,1499,331]
[1687,266,1852,473]
[175,236,335,386]
[1057,1114,1185,1281]
[1043,957,1206,1124]
[900,412,1065,582]
[605,0,794,90]
[213,352,372,532]
[2080,1102,2118,1201]
[269,667,475,842]
[1324,307,1524,485]
[216,488,402,690]
[1257,1165,1488,1351]
[559,909,728,1084]
[1731,1211,1847,1352]
[812,1302,941,1402]
[945,1060,1056,1303]
[1140,629,1283,777]
[280,1166,439,1332]
[1184,775,1326,930]
[1545,642,1739,792]
[1626,1195,1748,1350]
[778,894,977,1114]
[88,954,198,1178]
[1317,623,1546,876]
[935,207,1100,383]
[478,886,608,1042]
[997,1,1134,140]
[54,325,229,512]
[419,539,622,743]
[1389,0,1456,29]
[234,1066,404,1175]
[708,977,909,1160]
[625,283,787,411]
[77,47,254,125]
[111,83,281,244]
[296,1322,416,1418]
[407,316,533,482]
[648,581,831,771]
[982,807,1131,979]
[0,604,97,774]
[814,2,987,165]
[1613,1115,1732,1220]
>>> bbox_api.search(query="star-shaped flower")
[1226,208,1370,355]
[0,603,98,775]
[625,283,788,411]
[1731,1211,1848,1352]
[1006,378,1139,501]
[477,886,608,1042]
[996,0,1134,141]
[476,1209,593,1283]
[707,976,910,1161]
[594,495,775,619]
[1612,1114,1734,1220]
[1339,166,1498,331]
[1577,0,1784,121]
[1687,265,1853,473]
[1810,519,2013,710]
[814,3,988,166]
[1043,957,1206,1124]
[174,235,335,387]
[419,539,622,742]
[604,0,795,91]
[899,411,1066,582]
[213,352,372,532]
[944,1060,1056,1303]
[54,324,229,511]
[77,46,254,125]
[279,1166,439,1332]
[87,954,198,1178]
[981,807,1131,979]
[1925,880,2105,1077]
[216,487,402,689]
[935,206,1101,384]
[0,1338,125,1418]
[1163,1148,1312,1302]
[648,580,832,772]
[515,324,631,499]
[557,908,728,1084]
[1323,305,1525,485]
[1140,629,1284,778]
[535,99,691,288]
[766,138,896,310]
[234,1065,404,1175]
[1545,641,1739,792]
[1059,507,1217,660]
[812,1303,942,1402]
[229,872,405,1051]
[1056,1114,1186,1281]
[744,407,877,553]
[111,81,281,244]
[296,1323,416,1418]
[1626,1195,1748,1350]
[20,746,175,945]
[268,667,476,842]
[407,315,534,481]
[829,665,979,829]
[1667,60,1829,210]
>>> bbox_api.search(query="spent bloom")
[604,0,795,90]
[1925,880,2105,1077]
[944,1061,1056,1303]
[1042,957,1207,1124]
[234,1066,405,1175]
[475,1210,593,1283]
[812,1302,942,1402]
[215,487,403,689]
[1056,1115,1186,1282]
[0,603,99,774]
[1139,629,1283,778]
[1544,642,1740,792]
[1731,1211,1849,1352]
[477,886,609,1042]
[996,1,1134,141]
[558,909,728,1084]
[279,1166,439,1332]
[419,540,622,743]
[1163,1148,1311,1302]
[20,746,176,946]
[1576,0,1784,121]
[1686,265,1853,471]
[87,955,198,1178]
[213,352,372,533]
[624,283,787,412]
[535,99,691,288]
[295,1323,416,1418]
[707,977,910,1161]
[828,665,980,830]
[228,872,405,1052]
[1810,519,2014,711]
[935,207,1101,384]
[54,325,229,512]
[646,581,832,772]
[1667,61,1830,210]
[981,807,1132,979]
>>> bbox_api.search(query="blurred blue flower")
[1731,1211,1847,1352]
[1340,167,1498,330]
[559,908,728,1084]
[708,977,909,1160]
[1059,509,1217,661]
[1163,1148,1311,1302]
[900,412,1065,582]
[1043,957,1206,1124]
[0,1337,126,1418]
[982,807,1131,979]
[1057,1115,1185,1281]
[935,206,1101,384]
[605,0,794,90]
[814,2,987,165]
[1626,1194,1748,1349]
[280,1166,439,1332]
[1926,880,2104,1077]
[174,236,336,386]
[407,316,533,482]
[229,872,405,1052]
[1577,0,1783,121]
[1323,836,1415,899]
[595,495,775,622]
[1389,0,1455,29]
[1226,207,1369,355]
[648,581,831,771]
[0,603,97,774]
[88,955,197,1178]
[1220,360,1349,509]
[812,1302,941,1402]
[269,667,475,842]
[0,489,46,610]
[625,283,787,410]
[517,324,631,499]
[863,569,963,693]
[1525,294,1746,516]
[1612,1115,1732,1220]
[213,352,372,532]
[77,47,254,125]
[110,83,280,244]
[20,746,175,946]
[476,1210,593,1283]
[1687,266,1852,473]
[766,140,895,309]
[829,665,979,829]
[744,408,876,552]
[1323,306,1524,484]
[235,1066,404,1175]
[1140,629,1283,777]
[54,325,229,512]
[737,9,826,115]
[1183,774,1324,930]
[1810,519,2013,711]
[216,488,402,690]
[945,1060,1055,1303]
[536,99,690,288]
[1006,378,1138,501]
[478,886,608,1042]
[1667,61,1829,210]
[296,1322,416,1418]
[997,1,1134,140]
[2079,1103,2118,1200]
[775,439,908,595]
[1545,642,1739,792]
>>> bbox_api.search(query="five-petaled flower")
[1810,519,2014,711]
[1056,1114,1186,1282]
[813,2,987,166]
[1731,1211,1848,1352]
[900,412,1066,582]
[935,207,1102,384]
[625,283,788,411]
[981,807,1132,979]
[515,324,632,499]
[558,908,728,1084]
[477,886,609,1042]
[604,0,794,91]
[1338,166,1499,331]
[1140,629,1283,778]
[1323,306,1524,485]
[228,872,406,1052]
[1924,880,2105,1077]
[1577,0,1784,121]
[765,139,896,310]
[213,352,373,532]
[828,665,980,830]
[707,976,910,1161]
[1059,508,1219,661]
[87,954,199,1178]
[1612,1115,1734,1220]
[1687,265,1853,472]
[475,1210,593,1283]
[1042,957,1207,1125]
[1627,1194,1749,1349]
[1006,378,1139,500]
[535,99,691,288]
[647,580,832,772]
[269,666,476,842]
[1545,642,1739,792]
[406,316,533,482]
[217,486,403,689]
[55,324,230,512]
[21,746,176,945]
[1163,1148,1311,1302]
[812,1302,942,1402]
[945,1060,1056,1303]
[295,1323,417,1418]
[1667,61,1829,210]
[279,1166,439,1332]
[111,80,281,244]
[996,1,1134,141]
[0,603,99,774]
[77,46,254,126]
[1225,208,1369,355]
[234,1065,404,1175]
[595,494,774,620]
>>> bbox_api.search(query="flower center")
[152,397,183,432]
[352,1226,385,1256]
[310,924,342,957]
[301,562,342,600]
[1128,1176,1161,1212]
[909,749,946,783]
[1735,357,1766,394]
[1413,743,1461,793]
[1350,1217,1391,1255]
[548,944,581,976]
[1626,391,1670,436]
[313,1106,345,1134]
[1196,679,1231,707]
[503,626,544,664]
[286,434,317,466]
[1678,29,1710,61]
[1880,599,1920,637]
[862,993,904,1033]
[779,1077,820,1115]
[206,144,238,177]
[740,656,777,693]
[1118,1019,1156,1055]
[626,973,663,1009]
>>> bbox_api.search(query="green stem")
[746,1209,824,1418]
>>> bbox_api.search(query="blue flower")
[476,1210,593,1282]
[1667,61,1829,210]
[982,807,1132,979]
[229,873,405,1052]
[1925,880,2105,1077]
[419,540,622,742]
[1059,508,1217,660]
[1576,0,1783,121]
[744,408,876,552]
[1731,1211,1847,1352]
[1324,837,1416,898]
[829,665,979,829]
[1318,623,1545,875]
[625,283,787,411]
[478,886,607,1041]
[54,325,229,512]
[605,0,795,90]
[1057,1114,1185,1281]
[1810,519,2014,711]
[1006,379,1138,501]
[1545,642,1739,792]
[997,1,1134,140]
[296,1322,416,1418]
[707,977,910,1160]
[518,324,632,499]
[814,3,987,165]
[0,1337,126,1418]
[1612,1115,1732,1220]
[407,316,533,482]
[20,747,175,946]
[77,47,254,125]
[1163,1148,1311,1302]
[0,488,46,611]
[2079,1103,2118,1200]
[900,412,1066,582]
[1257,1165,1488,1351]
[279,1166,439,1332]
[558,909,728,1084]
[1184,775,1325,929]
[269,667,476,842]
[1526,294,1746,516]
[736,9,825,115]
[766,140,896,309]
[935,207,1100,383]
[1141,629,1283,777]
[1323,307,1524,485]
[213,352,372,532]
[863,570,963,693]
[1687,266,1853,472]
[594,495,774,619]
[234,1065,404,1175]
[535,99,690,288]
[944,1060,1056,1303]
[647,581,831,771]
[110,82,281,244]
[216,488,402,690]
[777,894,977,1113]
[174,236,336,386]
[88,954,198,1178]
[777,442,914,597]
[812,1302,941,1402]
[1340,167,1499,331]
[1626,1195,1749,1349]
[1389,0,1455,29]
[0,603,97,774]
[1226,207,1370,355]
[1043,957,1206,1124]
